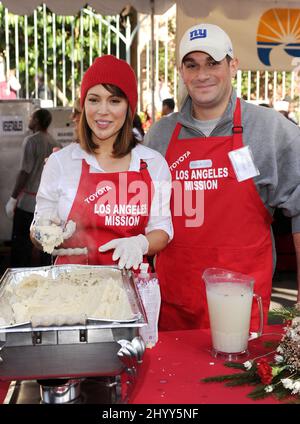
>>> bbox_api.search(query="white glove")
[32,215,76,243]
[5,197,17,219]
[99,234,149,270]
[62,220,76,240]
[33,214,61,226]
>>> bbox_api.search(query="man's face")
[161,104,168,116]
[28,113,37,131]
[180,52,238,112]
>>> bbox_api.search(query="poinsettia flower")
[257,359,273,385]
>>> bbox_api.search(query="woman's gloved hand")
[62,220,76,240]
[32,216,76,239]
[99,234,149,270]
[30,216,76,253]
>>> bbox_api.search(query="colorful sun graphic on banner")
[257,8,300,66]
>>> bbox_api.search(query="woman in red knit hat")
[31,55,173,269]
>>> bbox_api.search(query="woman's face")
[84,84,128,146]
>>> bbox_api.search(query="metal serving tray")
[0,265,147,380]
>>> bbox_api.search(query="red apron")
[156,98,273,330]
[56,159,153,266]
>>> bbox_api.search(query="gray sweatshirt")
[145,89,300,233]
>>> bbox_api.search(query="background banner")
[177,4,300,71]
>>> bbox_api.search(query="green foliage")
[268,305,300,321]
[247,384,271,400]
[0,5,123,105]
[157,14,176,98]
[202,361,259,387]
[233,69,294,104]
[201,360,295,401]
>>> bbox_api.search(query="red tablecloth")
[0,326,283,404]
[0,382,9,404]
[129,326,283,404]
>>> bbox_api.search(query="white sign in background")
[0,115,25,135]
[52,127,75,146]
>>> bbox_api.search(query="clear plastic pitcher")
[203,267,264,360]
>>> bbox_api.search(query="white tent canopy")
[0,0,174,16]
[1,0,299,17]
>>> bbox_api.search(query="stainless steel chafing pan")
[0,265,147,380]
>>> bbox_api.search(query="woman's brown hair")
[79,83,140,158]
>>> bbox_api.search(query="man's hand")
[99,234,149,269]
[5,197,17,219]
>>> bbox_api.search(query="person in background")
[71,98,82,143]
[278,109,298,125]
[132,113,145,141]
[272,101,299,272]
[141,104,153,133]
[7,69,21,98]
[161,98,175,117]
[0,54,18,100]
[274,100,299,125]
[31,55,173,270]
[5,109,60,267]
[31,73,53,101]
[0,71,20,100]
[145,23,300,330]
[260,102,299,271]
[158,77,172,103]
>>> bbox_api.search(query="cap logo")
[189,28,207,41]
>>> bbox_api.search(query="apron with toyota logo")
[156,98,273,330]
[56,159,153,266]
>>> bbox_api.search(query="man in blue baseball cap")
[145,23,300,331]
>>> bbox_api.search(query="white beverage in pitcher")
[206,282,253,353]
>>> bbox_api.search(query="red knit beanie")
[80,55,138,115]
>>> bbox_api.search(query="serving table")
[0,325,283,404]
[129,325,283,404]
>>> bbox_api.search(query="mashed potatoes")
[3,269,134,326]
[34,224,64,254]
